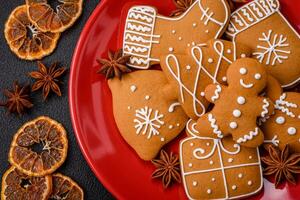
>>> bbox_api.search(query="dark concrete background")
[0,1,114,199]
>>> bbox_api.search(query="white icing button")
[211,178,215,182]
[239,67,247,75]
[206,142,210,146]
[190,142,194,147]
[187,43,191,47]
[232,185,237,190]
[230,122,238,129]
[222,76,227,82]
[192,42,196,46]
[205,30,209,33]
[233,109,241,118]
[172,30,176,34]
[209,160,213,165]
[193,23,197,27]
[228,158,233,163]
[208,58,213,63]
[249,156,253,159]
[176,123,180,127]
[178,37,182,41]
[238,173,243,178]
[237,96,246,105]
[127,106,131,110]
[276,116,285,124]
[207,189,212,194]
[145,95,150,100]
[169,125,173,129]
[248,180,253,186]
[298,115,300,119]
[241,53,246,58]
[188,163,193,167]
[169,47,174,52]
[227,49,232,54]
[160,137,165,142]
[186,65,191,70]
[192,181,198,186]
[288,127,297,135]
[254,73,261,80]
[130,85,137,92]
[200,92,205,97]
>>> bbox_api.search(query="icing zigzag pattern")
[125,34,150,43]
[211,85,222,102]
[127,23,151,32]
[124,46,148,53]
[261,98,270,118]
[208,114,223,138]
[129,13,153,22]
[130,57,148,65]
[237,127,259,143]
[275,93,297,117]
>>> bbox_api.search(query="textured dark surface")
[0,1,114,199]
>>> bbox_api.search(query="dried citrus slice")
[4,5,60,60]
[49,173,84,200]
[26,0,83,33]
[9,116,68,177]
[1,166,52,200]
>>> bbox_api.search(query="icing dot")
[179,37,182,41]
[145,95,150,100]
[232,185,237,190]
[228,158,233,163]
[169,47,174,52]
[248,181,253,186]
[172,30,176,34]
[205,30,209,33]
[187,43,191,47]
[176,123,180,127]
[233,109,241,118]
[237,96,246,105]
[169,125,173,129]
[190,142,194,147]
[188,163,193,167]
[238,173,243,178]
[254,73,261,80]
[230,122,238,129]
[160,137,165,142]
[208,58,214,63]
[288,127,297,135]
[193,23,197,27]
[127,106,131,110]
[276,116,285,124]
[211,178,215,182]
[192,181,198,186]
[239,68,247,75]
[130,85,137,92]
[207,189,212,194]
[192,42,196,46]
[298,115,300,119]
[206,142,210,146]
[222,76,227,82]
[249,156,253,159]
[186,65,191,70]
[209,160,214,165]
[227,49,232,54]
[241,53,246,58]
[200,92,205,97]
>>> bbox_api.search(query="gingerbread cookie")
[262,76,300,152]
[225,0,300,87]
[195,58,274,147]
[108,70,188,160]
[160,39,252,119]
[122,0,230,69]
[180,120,263,200]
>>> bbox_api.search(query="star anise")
[151,149,181,188]
[96,49,131,80]
[0,81,33,116]
[29,61,66,101]
[261,145,300,188]
[170,0,195,17]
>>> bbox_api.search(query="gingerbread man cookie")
[180,120,263,200]
[225,0,300,87]
[195,58,274,147]
[122,0,230,69]
[262,76,300,152]
[108,70,188,160]
[160,39,252,119]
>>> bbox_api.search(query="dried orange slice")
[9,116,68,177]
[49,173,84,200]
[1,166,52,200]
[4,5,60,60]
[26,0,83,33]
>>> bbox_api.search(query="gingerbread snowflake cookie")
[108,70,188,160]
[180,120,263,199]
[195,58,274,147]
[160,39,252,119]
[122,0,231,69]
[225,0,300,87]
[262,76,300,152]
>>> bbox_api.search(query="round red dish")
[69,0,300,199]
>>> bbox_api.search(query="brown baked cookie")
[225,0,300,88]
[195,58,274,147]
[160,39,252,119]
[108,70,188,160]
[180,120,263,200]
[261,76,300,152]
[122,0,231,69]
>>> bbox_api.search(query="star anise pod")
[0,81,33,116]
[96,49,131,80]
[170,0,195,17]
[261,145,300,188]
[151,149,181,188]
[29,61,66,101]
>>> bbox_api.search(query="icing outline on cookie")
[240,79,254,88]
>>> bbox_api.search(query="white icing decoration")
[237,127,259,143]
[287,127,297,135]
[208,114,224,138]
[227,49,232,54]
[229,122,238,129]
[228,158,233,163]
[160,137,165,142]
[130,85,137,92]
[232,185,237,190]
[209,160,214,165]
[239,67,247,75]
[248,181,253,186]
[169,125,173,129]
[128,106,131,110]
[205,29,209,33]
[193,181,198,186]
[200,92,205,97]
[190,142,194,147]
[193,23,197,27]
[186,65,191,70]
[222,76,227,82]
[237,96,246,104]
[124,46,148,53]
[134,106,164,139]
[187,43,191,47]
[192,42,196,46]
[189,163,193,167]
[128,12,153,23]
[211,85,222,102]
[208,58,214,63]
[211,178,216,182]
[145,95,150,100]
[127,23,151,32]
[254,73,261,80]
[238,173,243,178]
[169,47,174,52]
[233,109,241,118]
[261,98,270,118]
[241,53,246,58]
[206,142,210,146]
[276,116,285,124]
[172,30,176,34]
[207,189,212,194]
[168,102,181,113]
[179,37,182,41]
[240,79,254,88]
[253,30,291,65]
[275,93,297,117]
[176,123,180,127]
[264,135,279,146]
[249,156,252,159]
[241,8,254,22]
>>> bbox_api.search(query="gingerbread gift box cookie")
[225,0,300,87]
[195,58,274,147]
[180,120,263,200]
[262,76,300,152]
[108,70,188,160]
[122,0,231,69]
[160,39,252,119]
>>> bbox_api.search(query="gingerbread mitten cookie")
[180,120,263,199]
[262,76,300,152]
[122,0,230,69]
[160,39,252,119]
[225,0,300,87]
[195,58,274,147]
[108,70,188,160]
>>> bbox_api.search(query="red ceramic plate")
[69,0,300,199]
